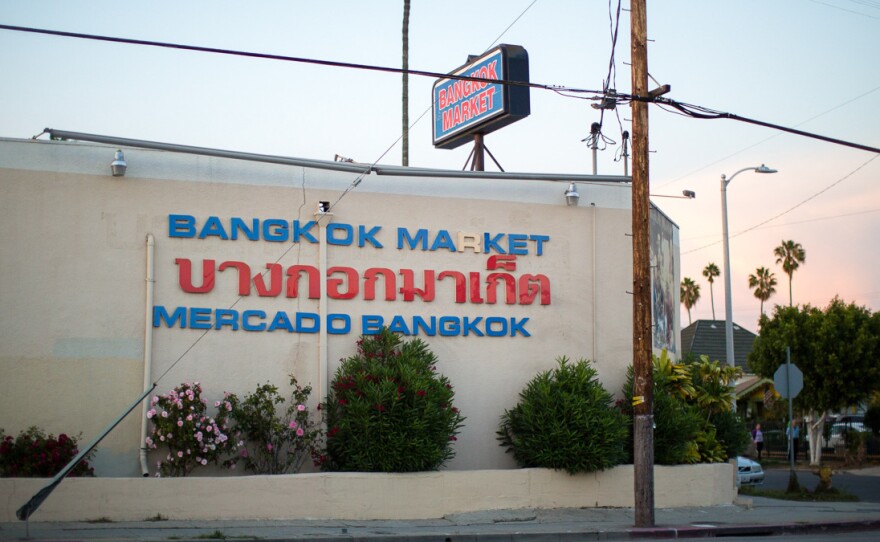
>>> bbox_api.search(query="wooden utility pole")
[630,0,655,528]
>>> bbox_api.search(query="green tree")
[748,266,777,316]
[702,262,720,320]
[680,277,700,325]
[774,240,806,306]
[748,299,880,465]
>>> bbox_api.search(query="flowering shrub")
[0,426,95,477]
[498,357,629,474]
[146,382,239,477]
[226,376,322,474]
[317,328,465,472]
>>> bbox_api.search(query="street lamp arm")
[724,165,777,186]
[724,166,761,184]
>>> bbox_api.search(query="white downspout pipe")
[314,206,333,402]
[139,234,155,477]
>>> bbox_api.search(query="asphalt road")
[762,467,880,503]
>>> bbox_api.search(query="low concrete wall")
[1,464,734,522]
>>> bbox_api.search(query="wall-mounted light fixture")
[317,201,331,213]
[564,182,580,206]
[110,150,127,177]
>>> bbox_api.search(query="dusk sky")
[2,0,878,334]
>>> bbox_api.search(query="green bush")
[0,427,95,477]
[498,357,629,474]
[710,409,750,459]
[622,365,703,465]
[865,403,880,436]
[226,376,322,474]
[317,328,465,472]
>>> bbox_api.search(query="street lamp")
[721,164,777,373]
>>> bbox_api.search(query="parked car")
[736,456,764,487]
[824,422,869,448]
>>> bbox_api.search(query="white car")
[824,422,868,448]
[736,456,764,487]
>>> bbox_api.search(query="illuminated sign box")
[432,44,530,150]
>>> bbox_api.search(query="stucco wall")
[0,464,735,522]
[0,138,678,477]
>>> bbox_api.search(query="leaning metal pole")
[17,384,157,521]
[630,0,655,528]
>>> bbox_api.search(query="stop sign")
[774,363,804,399]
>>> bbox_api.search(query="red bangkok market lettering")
[174,254,550,306]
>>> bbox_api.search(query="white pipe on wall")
[314,210,332,403]
[139,234,155,477]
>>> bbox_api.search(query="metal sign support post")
[785,346,800,491]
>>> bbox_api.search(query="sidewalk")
[3,497,880,541]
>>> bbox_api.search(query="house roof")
[680,319,757,370]
[735,374,774,400]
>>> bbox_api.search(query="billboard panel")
[432,44,530,150]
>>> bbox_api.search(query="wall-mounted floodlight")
[564,182,580,206]
[110,150,127,177]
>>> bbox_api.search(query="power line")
[681,154,880,255]
[654,85,880,190]
[4,23,878,155]
[808,0,880,18]
[653,97,880,154]
[0,24,598,97]
[682,207,880,242]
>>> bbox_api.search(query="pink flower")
[206,425,213,433]
[288,421,298,430]
[147,409,156,419]
[296,428,304,437]
[266,443,273,451]
[177,420,184,427]
[201,459,208,466]
[177,451,183,458]
[161,411,169,418]
[297,404,306,412]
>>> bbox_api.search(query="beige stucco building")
[0,134,681,478]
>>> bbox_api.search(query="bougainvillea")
[0,426,95,477]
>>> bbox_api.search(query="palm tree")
[774,240,806,306]
[680,277,700,325]
[748,267,777,316]
[401,0,411,166]
[702,262,720,320]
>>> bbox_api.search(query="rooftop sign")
[432,44,530,150]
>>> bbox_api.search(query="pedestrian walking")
[787,420,800,462]
[751,423,764,461]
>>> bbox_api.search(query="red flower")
[416,390,427,397]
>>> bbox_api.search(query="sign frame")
[432,44,530,150]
